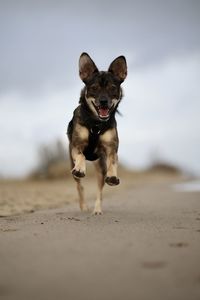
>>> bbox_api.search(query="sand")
[0,174,200,300]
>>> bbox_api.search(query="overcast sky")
[0,0,200,177]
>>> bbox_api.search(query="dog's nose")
[100,99,108,107]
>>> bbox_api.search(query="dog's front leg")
[100,129,120,186]
[71,124,89,179]
[71,148,86,178]
[105,151,120,186]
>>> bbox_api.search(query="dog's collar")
[90,124,104,135]
[90,128,100,135]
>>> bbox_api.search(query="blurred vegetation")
[147,161,180,174]
[30,140,70,179]
[29,140,181,180]
[147,148,180,175]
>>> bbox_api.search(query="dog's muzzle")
[92,101,114,120]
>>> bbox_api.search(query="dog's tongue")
[99,108,109,117]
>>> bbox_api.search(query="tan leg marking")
[100,129,120,185]
[106,152,118,177]
[71,124,89,178]
[93,160,105,215]
[74,124,89,140]
[100,128,116,144]
[75,179,89,212]
[71,149,86,177]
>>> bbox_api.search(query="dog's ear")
[79,53,99,82]
[108,56,127,82]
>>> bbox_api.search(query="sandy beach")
[0,174,200,300]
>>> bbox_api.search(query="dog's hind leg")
[74,178,89,212]
[93,159,106,215]
[69,150,88,212]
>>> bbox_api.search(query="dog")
[67,53,127,214]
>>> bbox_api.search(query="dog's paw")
[72,169,85,179]
[105,176,120,186]
[80,204,90,212]
[93,209,103,216]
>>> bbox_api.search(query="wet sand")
[0,176,200,300]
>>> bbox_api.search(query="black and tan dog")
[67,53,127,214]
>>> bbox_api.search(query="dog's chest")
[83,128,101,161]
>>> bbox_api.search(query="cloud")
[0,0,199,94]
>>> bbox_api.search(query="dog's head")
[79,53,127,121]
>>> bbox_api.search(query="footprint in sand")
[169,242,189,248]
[0,228,18,232]
[142,261,167,269]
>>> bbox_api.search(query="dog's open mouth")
[92,102,113,120]
[98,107,110,118]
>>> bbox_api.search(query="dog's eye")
[109,85,118,95]
[110,85,117,92]
[89,84,99,92]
